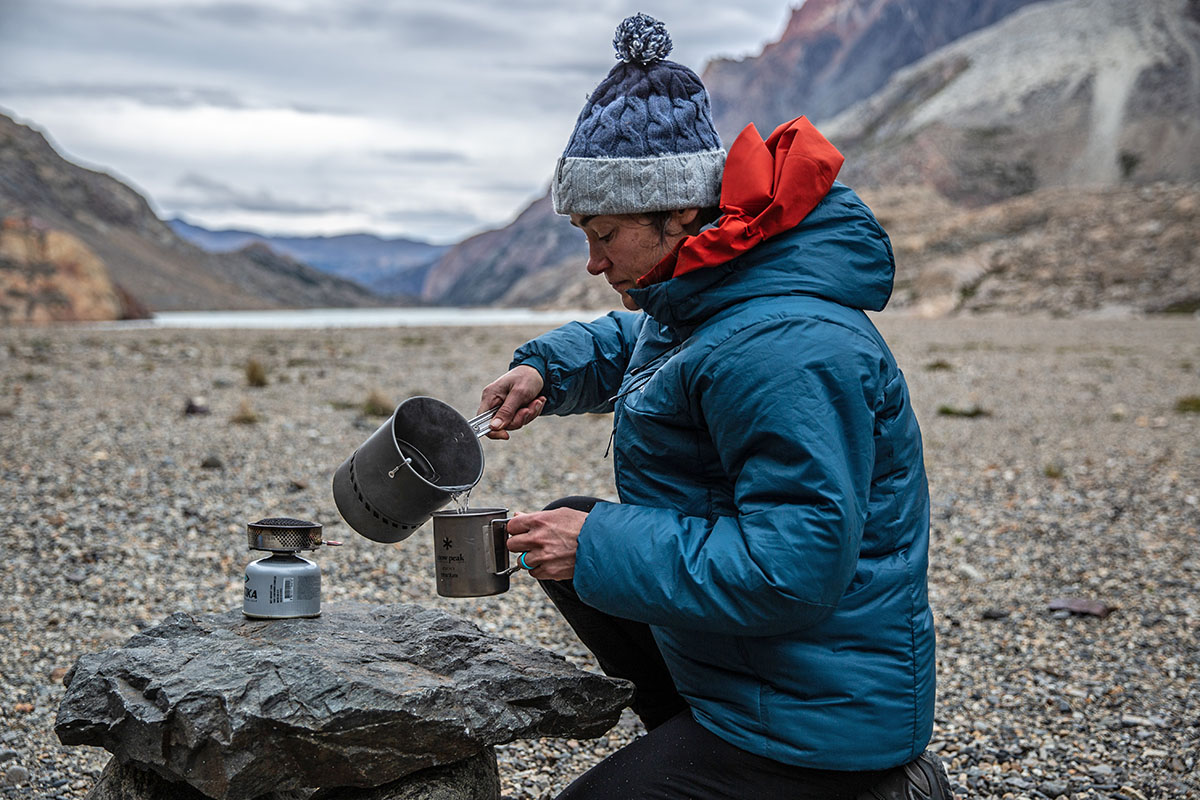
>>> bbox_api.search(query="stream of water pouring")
[448,488,472,513]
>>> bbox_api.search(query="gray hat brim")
[552,148,726,216]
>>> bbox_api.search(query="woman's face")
[570,212,693,310]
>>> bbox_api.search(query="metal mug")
[332,396,487,544]
[430,508,521,597]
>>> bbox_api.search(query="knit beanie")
[551,13,726,216]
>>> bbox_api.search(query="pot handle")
[468,406,501,439]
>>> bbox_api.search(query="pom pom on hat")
[613,13,673,65]
[552,13,725,216]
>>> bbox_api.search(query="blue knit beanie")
[551,13,726,216]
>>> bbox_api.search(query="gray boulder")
[310,748,500,800]
[85,759,308,800]
[86,749,499,800]
[56,603,631,800]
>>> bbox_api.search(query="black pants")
[539,497,891,800]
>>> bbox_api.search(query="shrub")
[362,389,394,418]
[245,358,268,387]
[231,399,261,424]
[1175,395,1200,414]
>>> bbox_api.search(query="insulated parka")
[510,120,935,772]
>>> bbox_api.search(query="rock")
[55,603,632,800]
[200,455,224,470]
[0,749,16,764]
[310,748,500,800]
[1047,596,1116,618]
[185,397,212,416]
[1039,780,1068,797]
[2,765,30,786]
[86,759,307,800]
[0,217,141,324]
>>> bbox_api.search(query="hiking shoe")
[856,751,956,800]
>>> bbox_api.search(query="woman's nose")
[585,246,609,276]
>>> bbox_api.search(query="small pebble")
[3,765,30,786]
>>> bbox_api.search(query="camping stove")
[242,517,339,619]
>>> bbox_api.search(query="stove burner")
[247,517,323,552]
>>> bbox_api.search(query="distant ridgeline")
[167,220,448,300]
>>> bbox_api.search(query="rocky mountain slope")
[825,0,1200,204]
[0,113,381,316]
[0,218,149,324]
[419,193,584,306]
[863,182,1200,316]
[701,0,1047,142]
[422,0,1199,315]
[168,220,446,299]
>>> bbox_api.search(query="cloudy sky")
[0,0,796,244]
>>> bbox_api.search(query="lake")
[94,307,613,330]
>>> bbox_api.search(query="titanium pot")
[332,396,493,543]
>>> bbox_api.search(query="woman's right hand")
[478,365,546,440]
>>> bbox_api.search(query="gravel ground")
[0,316,1197,800]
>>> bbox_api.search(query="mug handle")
[489,519,523,577]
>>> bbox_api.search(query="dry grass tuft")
[245,358,268,388]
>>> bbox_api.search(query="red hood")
[637,116,844,288]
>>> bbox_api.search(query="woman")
[479,14,952,800]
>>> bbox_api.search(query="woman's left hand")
[504,507,588,581]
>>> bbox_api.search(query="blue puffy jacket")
[511,182,935,771]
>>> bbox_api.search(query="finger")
[504,513,537,536]
[505,536,537,556]
[477,383,505,417]
[512,406,537,429]
[493,391,527,430]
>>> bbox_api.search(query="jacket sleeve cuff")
[509,354,548,384]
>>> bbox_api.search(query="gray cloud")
[0,82,247,109]
[0,81,343,116]
[172,173,352,215]
[68,2,326,32]
[374,148,469,165]
[383,208,483,227]
[347,6,511,44]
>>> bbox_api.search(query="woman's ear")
[669,208,701,235]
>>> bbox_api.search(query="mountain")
[1,217,150,323]
[168,220,446,299]
[419,192,586,305]
[420,0,1200,315]
[862,182,1200,316]
[823,0,1200,203]
[0,113,382,314]
[701,0,1048,143]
